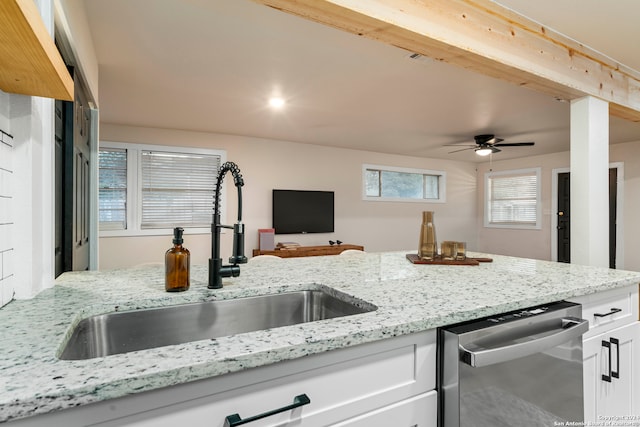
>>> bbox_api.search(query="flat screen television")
[272,190,334,234]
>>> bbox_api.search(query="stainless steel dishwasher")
[439,300,589,427]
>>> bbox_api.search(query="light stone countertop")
[1,251,639,423]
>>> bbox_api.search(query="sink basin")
[59,289,376,360]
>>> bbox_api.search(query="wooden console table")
[252,244,364,258]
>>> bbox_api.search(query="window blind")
[488,172,538,224]
[98,148,127,231]
[140,150,220,229]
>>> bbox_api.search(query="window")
[484,168,541,229]
[98,148,127,231]
[98,142,225,236]
[363,164,446,203]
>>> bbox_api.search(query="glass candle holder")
[455,241,466,260]
[441,241,457,261]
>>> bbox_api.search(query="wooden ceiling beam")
[253,0,640,122]
[0,0,74,101]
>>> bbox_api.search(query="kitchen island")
[0,251,639,424]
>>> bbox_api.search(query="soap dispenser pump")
[165,227,190,292]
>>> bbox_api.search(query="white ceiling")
[84,0,640,162]
[495,0,640,72]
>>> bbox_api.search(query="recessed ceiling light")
[268,97,285,109]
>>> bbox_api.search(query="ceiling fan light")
[475,147,493,156]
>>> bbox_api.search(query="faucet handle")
[230,222,248,264]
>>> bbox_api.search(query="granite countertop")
[1,251,639,422]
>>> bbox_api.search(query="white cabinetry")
[583,322,639,420]
[13,331,436,427]
[570,285,640,422]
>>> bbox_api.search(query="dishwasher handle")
[459,317,589,368]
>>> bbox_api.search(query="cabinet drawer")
[329,390,437,427]
[569,285,638,340]
[89,331,435,427]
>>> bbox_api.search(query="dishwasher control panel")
[446,300,579,334]
[487,306,550,323]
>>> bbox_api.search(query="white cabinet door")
[583,321,640,422]
[329,391,437,427]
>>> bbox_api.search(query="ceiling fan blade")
[443,143,475,147]
[474,134,503,145]
[448,147,475,154]
[493,142,535,147]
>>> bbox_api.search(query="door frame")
[551,162,624,268]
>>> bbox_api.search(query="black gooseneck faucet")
[209,161,247,289]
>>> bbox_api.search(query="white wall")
[0,92,56,303]
[0,91,15,308]
[54,0,100,104]
[476,140,640,272]
[476,152,570,261]
[0,0,64,302]
[98,124,478,270]
[11,94,56,300]
[611,141,640,271]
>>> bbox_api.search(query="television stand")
[252,244,364,258]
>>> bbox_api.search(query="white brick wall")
[0,129,14,307]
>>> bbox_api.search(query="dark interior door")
[54,70,91,275]
[72,88,91,272]
[55,100,63,277]
[54,100,74,277]
[557,169,617,268]
[609,168,617,269]
[557,173,570,263]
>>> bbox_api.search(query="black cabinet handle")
[224,394,311,427]
[594,308,622,318]
[611,337,620,379]
[601,340,612,382]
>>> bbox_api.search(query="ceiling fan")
[447,134,535,156]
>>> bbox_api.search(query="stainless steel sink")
[59,289,376,360]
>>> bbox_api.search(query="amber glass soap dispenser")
[165,227,190,292]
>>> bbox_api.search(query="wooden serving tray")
[406,253,493,266]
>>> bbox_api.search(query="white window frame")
[484,167,541,230]
[362,164,446,203]
[99,141,226,237]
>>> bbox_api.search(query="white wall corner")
[1,0,58,300]
[10,94,56,299]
